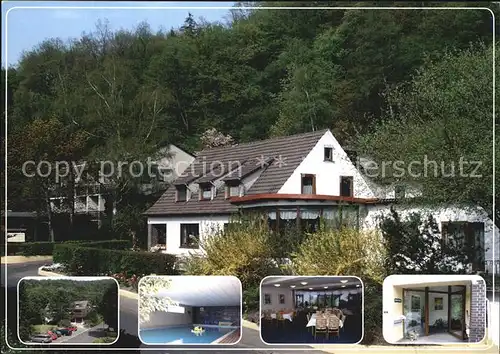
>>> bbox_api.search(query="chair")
[332,308,342,318]
[314,316,328,339]
[306,313,312,333]
[277,311,286,327]
[327,315,340,339]
[340,314,346,331]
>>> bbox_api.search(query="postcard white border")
[259,275,365,346]
[16,276,120,346]
[136,275,243,346]
[3,4,496,352]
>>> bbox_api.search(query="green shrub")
[53,243,177,276]
[291,227,386,281]
[93,337,117,343]
[3,242,56,256]
[79,240,131,250]
[2,240,130,257]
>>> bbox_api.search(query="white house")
[50,144,195,220]
[145,130,498,273]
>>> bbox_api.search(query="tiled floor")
[398,332,464,344]
[216,329,241,344]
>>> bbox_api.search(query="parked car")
[68,326,77,332]
[51,329,62,337]
[56,328,73,336]
[47,331,58,340]
[30,334,52,343]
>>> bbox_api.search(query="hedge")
[53,243,177,276]
[2,240,131,256]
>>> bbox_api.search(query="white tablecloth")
[270,313,293,321]
[306,313,343,328]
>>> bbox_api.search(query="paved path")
[60,323,115,344]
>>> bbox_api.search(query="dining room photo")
[259,276,364,344]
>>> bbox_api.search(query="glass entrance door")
[450,291,465,339]
[403,291,426,338]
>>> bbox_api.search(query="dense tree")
[358,43,498,227]
[4,3,498,241]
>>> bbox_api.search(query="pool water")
[139,325,236,344]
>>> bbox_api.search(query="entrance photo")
[260,276,363,345]
[383,274,487,344]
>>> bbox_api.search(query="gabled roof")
[145,129,329,216]
[72,300,89,308]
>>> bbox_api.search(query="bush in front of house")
[78,240,131,250]
[2,239,130,257]
[3,241,57,256]
[53,243,177,276]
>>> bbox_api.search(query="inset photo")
[138,275,242,345]
[383,274,487,344]
[18,276,119,345]
[260,276,363,345]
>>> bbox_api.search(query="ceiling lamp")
[300,282,308,285]
[274,284,280,287]
[340,280,348,284]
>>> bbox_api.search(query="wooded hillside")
[3,2,498,234]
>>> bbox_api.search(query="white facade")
[148,131,497,273]
[363,204,499,273]
[148,214,229,256]
[278,130,375,198]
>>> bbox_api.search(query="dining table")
[306,313,344,328]
[270,312,294,321]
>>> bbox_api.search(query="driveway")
[59,323,115,344]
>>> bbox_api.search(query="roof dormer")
[199,182,214,201]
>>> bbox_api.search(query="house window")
[180,223,200,249]
[340,176,353,197]
[324,147,333,162]
[225,183,241,198]
[151,224,166,246]
[394,185,406,199]
[176,186,187,202]
[441,221,485,270]
[301,174,316,194]
[279,294,285,304]
[200,185,212,200]
[264,294,271,305]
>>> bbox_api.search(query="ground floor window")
[151,224,166,245]
[441,221,485,270]
[180,223,200,248]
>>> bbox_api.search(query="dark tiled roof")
[145,129,329,216]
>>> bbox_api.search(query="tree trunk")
[44,189,55,242]
[68,169,75,236]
